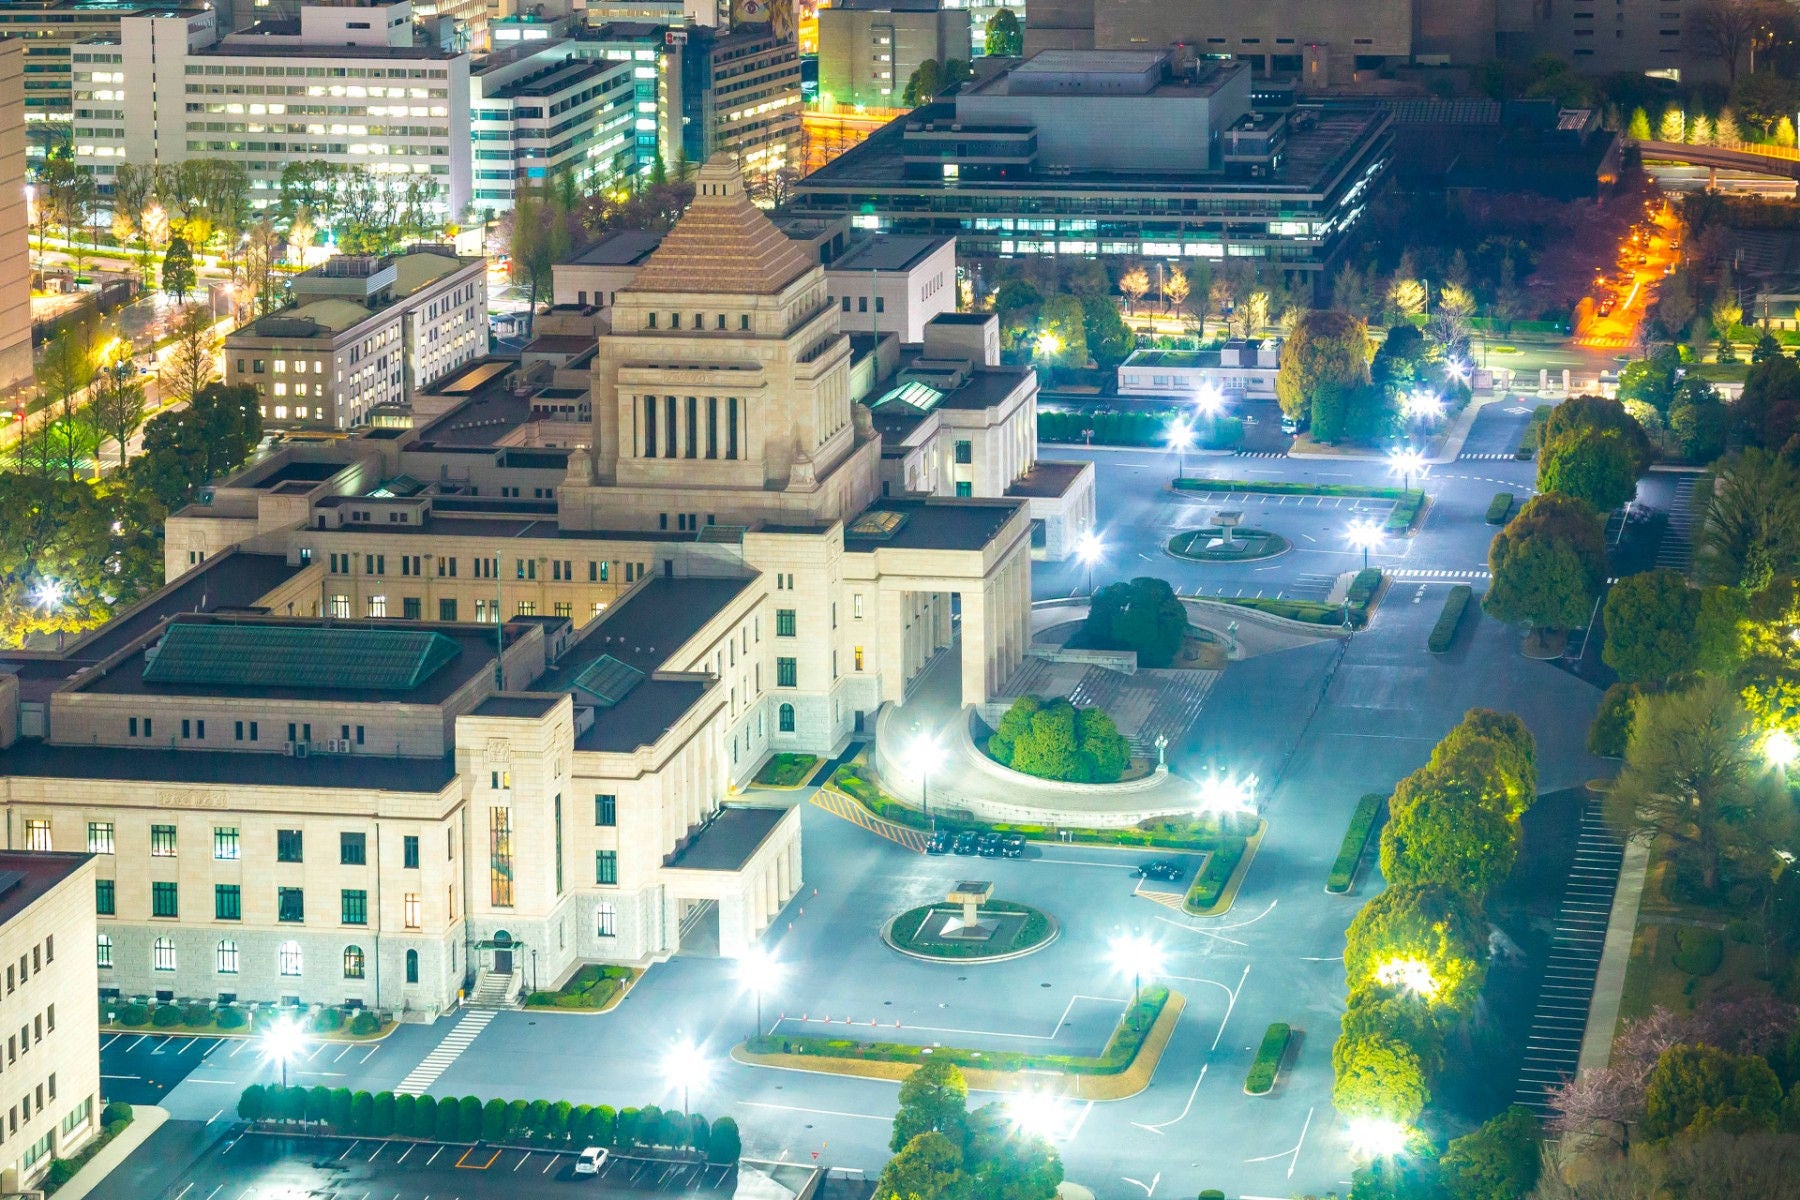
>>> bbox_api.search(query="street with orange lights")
[1573,199,1680,350]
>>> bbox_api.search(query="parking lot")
[158,1132,739,1200]
[101,1031,388,1108]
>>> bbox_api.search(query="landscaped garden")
[1167,526,1290,563]
[885,898,1056,961]
[753,752,820,788]
[525,963,637,1011]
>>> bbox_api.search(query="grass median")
[1326,793,1387,894]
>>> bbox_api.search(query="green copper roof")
[143,623,463,692]
[869,380,946,415]
[572,654,645,708]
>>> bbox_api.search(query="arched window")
[95,934,112,969]
[596,902,617,938]
[778,703,795,733]
[216,940,239,974]
[343,946,365,980]
[405,949,419,984]
[278,940,303,977]
[152,937,176,972]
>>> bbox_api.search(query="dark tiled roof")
[664,806,787,871]
[0,853,90,928]
[0,740,458,793]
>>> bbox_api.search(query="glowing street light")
[261,1014,307,1088]
[1107,933,1165,1029]
[913,732,946,827]
[1766,728,1799,770]
[1005,1091,1068,1142]
[1374,956,1439,1000]
[1035,330,1062,359]
[1074,530,1105,595]
[1400,391,1445,422]
[662,1039,712,1119]
[1345,518,1382,571]
[1388,447,1427,494]
[30,578,64,612]
[1346,1115,1411,1160]
[1167,421,1196,481]
[1195,771,1257,818]
[736,946,783,1039]
[1192,383,1224,420]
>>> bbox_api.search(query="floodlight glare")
[1346,1116,1411,1159]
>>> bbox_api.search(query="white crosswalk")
[392,1008,495,1097]
[1387,568,1492,581]
[1457,452,1519,461]
[1234,450,1289,459]
[1655,476,1697,572]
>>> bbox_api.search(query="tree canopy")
[987,696,1132,783]
[1332,1033,1429,1125]
[1380,769,1519,897]
[1604,569,1702,683]
[1643,1044,1785,1141]
[1484,492,1608,636]
[1343,885,1488,1013]
[890,1060,968,1152]
[1437,1106,1542,1200]
[1081,576,1187,667]
[1696,449,1800,589]
[983,9,1023,56]
[1275,310,1381,444]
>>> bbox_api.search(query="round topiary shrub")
[215,1005,248,1030]
[102,1101,133,1127]
[1673,927,1724,976]
[183,1003,213,1027]
[349,1011,380,1036]
[311,1007,345,1033]
[151,1004,184,1028]
[119,1002,150,1027]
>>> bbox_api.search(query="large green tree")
[1696,449,1800,589]
[0,474,125,644]
[1603,569,1701,683]
[1342,885,1487,1012]
[987,695,1132,783]
[1425,708,1537,821]
[1537,424,1647,513]
[876,1131,965,1200]
[1036,294,1088,371]
[509,181,572,339]
[1080,294,1135,371]
[1340,982,1447,1076]
[890,1060,968,1152]
[902,59,945,106]
[983,9,1023,56]
[1379,770,1518,897]
[1642,1044,1784,1141]
[1603,676,1778,894]
[161,235,196,303]
[1082,576,1187,667]
[1275,309,1372,442]
[1438,1106,1542,1200]
[1331,1033,1429,1125]
[1734,353,1800,450]
[1484,492,1608,637]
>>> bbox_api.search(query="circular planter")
[882,901,1059,964]
[1166,528,1291,563]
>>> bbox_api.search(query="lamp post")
[261,1014,306,1088]
[1074,530,1104,595]
[1345,519,1382,571]
[1388,447,1426,495]
[662,1039,711,1121]
[736,946,782,1040]
[914,733,945,828]
[1106,933,1165,1030]
[1167,422,1195,482]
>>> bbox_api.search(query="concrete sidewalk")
[1577,835,1650,1073]
[53,1105,170,1200]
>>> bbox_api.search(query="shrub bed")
[1346,568,1383,608]
[1244,1023,1292,1095]
[1485,492,1515,524]
[1428,585,1474,653]
[102,1000,388,1039]
[525,964,636,1011]
[236,1084,743,1165]
[1326,794,1387,894]
[1385,492,1426,534]
[753,753,819,788]
[746,986,1170,1076]
[1212,596,1360,627]
[1185,838,1247,912]
[1673,927,1724,977]
[41,1103,135,1195]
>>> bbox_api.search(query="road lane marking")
[397,1144,414,1163]
[740,1101,889,1121]
[368,1143,383,1161]
[173,1185,194,1200]
[100,1074,141,1081]
[335,1046,355,1062]
[456,1147,501,1170]
[427,1146,445,1165]
[514,1153,531,1172]
[340,1142,359,1161]
[541,1154,560,1174]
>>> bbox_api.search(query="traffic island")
[732,987,1185,1101]
[1167,519,1291,564]
[883,886,1058,963]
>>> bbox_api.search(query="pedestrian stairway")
[810,787,929,853]
[393,1008,496,1097]
[1655,476,1698,572]
[1512,798,1625,1114]
[1066,666,1220,757]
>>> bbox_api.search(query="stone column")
[960,587,989,707]
[878,587,909,704]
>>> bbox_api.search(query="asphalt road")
[104,401,1634,1198]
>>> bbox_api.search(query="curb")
[521,970,641,1016]
[49,1105,169,1200]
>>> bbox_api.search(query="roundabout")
[1166,524,1291,563]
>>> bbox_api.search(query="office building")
[681,24,802,185]
[0,853,100,1194]
[1117,338,1282,400]
[817,0,972,110]
[573,22,689,179]
[470,41,639,213]
[0,158,1073,1012]
[224,247,488,431]
[0,41,29,392]
[73,2,473,220]
[787,49,1393,288]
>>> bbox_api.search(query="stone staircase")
[468,969,515,1010]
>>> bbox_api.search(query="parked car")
[1136,859,1185,881]
[977,832,1004,857]
[1001,834,1026,858]
[925,830,951,855]
[574,1147,610,1176]
[952,831,980,855]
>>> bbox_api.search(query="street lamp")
[735,946,782,1040]
[1401,391,1444,423]
[1766,728,1798,770]
[1195,772,1256,819]
[1387,447,1426,494]
[1167,421,1196,481]
[1035,331,1061,359]
[662,1039,711,1120]
[913,733,946,827]
[1106,933,1165,1029]
[29,577,64,612]
[1374,957,1439,1000]
[261,1014,306,1088]
[1192,383,1224,421]
[1345,519,1382,571]
[1074,530,1105,595]
[1346,1116,1410,1160]
[1004,1091,1067,1142]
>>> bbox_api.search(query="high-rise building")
[681,24,802,183]
[817,0,972,110]
[0,40,31,393]
[470,41,639,213]
[73,3,473,220]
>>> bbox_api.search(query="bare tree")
[90,356,147,471]
[160,306,218,408]
[1694,0,1780,85]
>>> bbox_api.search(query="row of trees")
[237,1083,741,1164]
[874,1061,1061,1200]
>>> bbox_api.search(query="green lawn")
[754,753,820,788]
[525,963,636,1011]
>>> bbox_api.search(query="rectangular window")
[87,822,114,855]
[554,793,564,896]
[94,879,114,917]
[956,481,974,498]
[777,657,797,688]
[489,807,514,908]
[277,888,304,923]
[150,825,176,857]
[595,793,617,826]
[22,820,49,852]
[151,882,178,919]
[277,829,303,863]
[439,598,458,621]
[96,936,112,968]
[595,849,617,886]
[340,832,367,865]
[404,892,421,929]
[403,835,420,870]
[214,885,241,921]
[214,827,240,861]
[954,439,973,464]
[775,609,796,637]
[341,889,367,925]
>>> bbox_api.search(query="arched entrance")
[492,930,513,975]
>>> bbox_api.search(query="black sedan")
[1136,859,1185,881]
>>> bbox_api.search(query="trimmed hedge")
[1485,492,1515,524]
[1172,479,1410,500]
[746,986,1170,1076]
[1213,596,1358,627]
[1428,585,1474,653]
[236,1083,740,1164]
[1326,793,1387,894]
[754,753,819,787]
[1673,927,1724,976]
[526,964,635,1011]
[1185,837,1248,912]
[1346,568,1383,608]
[1243,1023,1291,1095]
[1385,491,1426,534]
